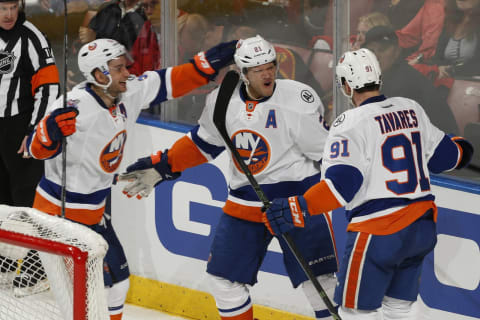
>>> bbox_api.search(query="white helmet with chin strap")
[78,39,128,90]
[234,35,277,84]
[336,48,382,100]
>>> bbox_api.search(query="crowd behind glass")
[26,0,480,180]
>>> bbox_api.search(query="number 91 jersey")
[322,95,445,226]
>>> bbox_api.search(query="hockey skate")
[12,250,49,297]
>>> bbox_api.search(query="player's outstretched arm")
[27,107,79,160]
[118,134,210,199]
[167,40,238,99]
[118,150,180,199]
[428,134,474,173]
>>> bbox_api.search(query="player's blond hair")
[358,12,392,30]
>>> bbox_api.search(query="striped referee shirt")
[0,11,60,134]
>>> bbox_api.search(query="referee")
[0,0,59,208]
[0,0,60,295]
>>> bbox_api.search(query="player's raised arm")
[117,87,227,200]
[167,40,239,99]
[129,40,238,112]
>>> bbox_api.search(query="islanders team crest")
[100,130,127,173]
[231,130,270,175]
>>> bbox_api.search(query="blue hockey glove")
[191,40,238,80]
[36,107,79,148]
[262,196,310,236]
[117,150,180,199]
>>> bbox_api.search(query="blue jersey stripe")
[39,177,110,205]
[150,69,168,106]
[229,173,321,202]
[345,194,435,221]
[190,125,225,159]
[217,297,251,313]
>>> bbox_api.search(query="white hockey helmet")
[335,48,382,98]
[234,35,277,72]
[78,39,128,89]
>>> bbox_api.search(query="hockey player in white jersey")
[26,38,238,320]
[263,48,474,320]
[118,35,339,319]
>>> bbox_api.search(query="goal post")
[0,205,109,320]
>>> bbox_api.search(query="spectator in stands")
[432,0,480,79]
[376,0,425,30]
[352,12,392,50]
[177,13,210,63]
[364,25,459,134]
[395,0,446,64]
[128,0,160,75]
[81,0,146,51]
[303,0,330,41]
[38,0,95,15]
[76,0,162,79]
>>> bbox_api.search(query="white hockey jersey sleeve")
[192,86,230,161]
[292,92,328,162]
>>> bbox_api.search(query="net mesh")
[0,205,109,320]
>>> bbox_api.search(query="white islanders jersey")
[31,71,165,224]
[322,95,446,231]
[194,79,329,222]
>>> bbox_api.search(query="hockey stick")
[212,70,341,320]
[60,0,68,217]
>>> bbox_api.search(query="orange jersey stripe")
[223,200,263,223]
[344,233,371,309]
[304,180,342,215]
[347,201,437,235]
[110,314,123,320]
[168,136,208,172]
[451,136,464,167]
[170,63,209,98]
[220,307,253,320]
[33,192,104,225]
[324,211,339,268]
[30,64,60,95]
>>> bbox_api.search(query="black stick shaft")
[61,0,68,218]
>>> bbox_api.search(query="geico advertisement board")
[112,122,480,319]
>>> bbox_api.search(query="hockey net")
[0,205,109,320]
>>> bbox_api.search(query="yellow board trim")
[126,274,315,320]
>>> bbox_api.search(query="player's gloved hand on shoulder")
[262,196,310,236]
[191,40,238,80]
[117,150,180,199]
[36,107,79,149]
